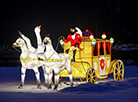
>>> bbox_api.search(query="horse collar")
[20,51,30,62]
[44,52,55,60]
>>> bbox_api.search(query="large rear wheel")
[113,60,124,81]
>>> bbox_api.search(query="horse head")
[12,38,25,48]
[43,36,52,45]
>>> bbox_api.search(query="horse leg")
[45,68,52,89]
[53,69,59,91]
[43,66,48,87]
[33,68,41,89]
[18,67,26,89]
[66,60,73,87]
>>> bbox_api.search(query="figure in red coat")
[63,26,82,61]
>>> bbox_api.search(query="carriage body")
[60,36,124,83]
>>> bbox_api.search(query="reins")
[55,36,65,51]
[12,45,21,52]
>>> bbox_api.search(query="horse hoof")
[48,88,52,90]
[37,85,41,89]
[71,83,74,87]
[47,84,52,90]
[53,88,58,91]
[18,86,23,89]
[44,84,48,87]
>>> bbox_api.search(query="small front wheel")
[86,68,97,84]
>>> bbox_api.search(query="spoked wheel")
[113,60,124,81]
[79,78,86,82]
[86,68,97,84]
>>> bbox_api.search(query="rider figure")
[63,26,82,62]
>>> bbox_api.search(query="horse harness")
[20,51,70,68]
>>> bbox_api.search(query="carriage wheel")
[86,68,97,84]
[113,60,124,81]
[80,78,86,82]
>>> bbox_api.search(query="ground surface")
[0,66,138,102]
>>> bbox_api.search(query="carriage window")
[93,46,97,56]
[105,42,111,55]
[100,42,104,55]
[93,42,98,56]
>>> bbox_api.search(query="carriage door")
[99,42,106,76]
[99,57,106,76]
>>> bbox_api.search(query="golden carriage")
[59,33,124,84]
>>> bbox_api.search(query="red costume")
[64,33,81,48]
[64,26,82,62]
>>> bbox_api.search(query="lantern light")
[91,39,96,46]
[110,37,114,44]
[60,40,64,46]
[90,35,94,40]
[101,33,106,39]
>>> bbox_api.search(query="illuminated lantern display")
[90,34,94,40]
[63,26,82,62]
[82,29,93,38]
[101,32,106,39]
[60,39,64,46]
[13,26,73,91]
[43,36,73,90]
[110,37,114,44]
[12,38,42,89]
[100,59,105,70]
[60,30,124,83]
[91,38,96,46]
[13,25,47,88]
[13,25,124,90]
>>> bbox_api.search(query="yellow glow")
[92,38,96,46]
[110,37,114,40]
[90,35,94,40]
[101,34,106,39]
[60,37,113,79]
[110,37,114,44]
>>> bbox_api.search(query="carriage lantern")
[91,38,96,46]
[90,35,94,40]
[60,39,64,46]
[110,37,114,45]
[101,32,106,39]
[60,30,124,84]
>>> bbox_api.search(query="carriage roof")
[82,37,110,42]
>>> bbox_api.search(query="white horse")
[43,36,73,90]
[12,38,44,89]
[17,25,73,90]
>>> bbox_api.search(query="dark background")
[0,0,136,65]
[1,0,135,46]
